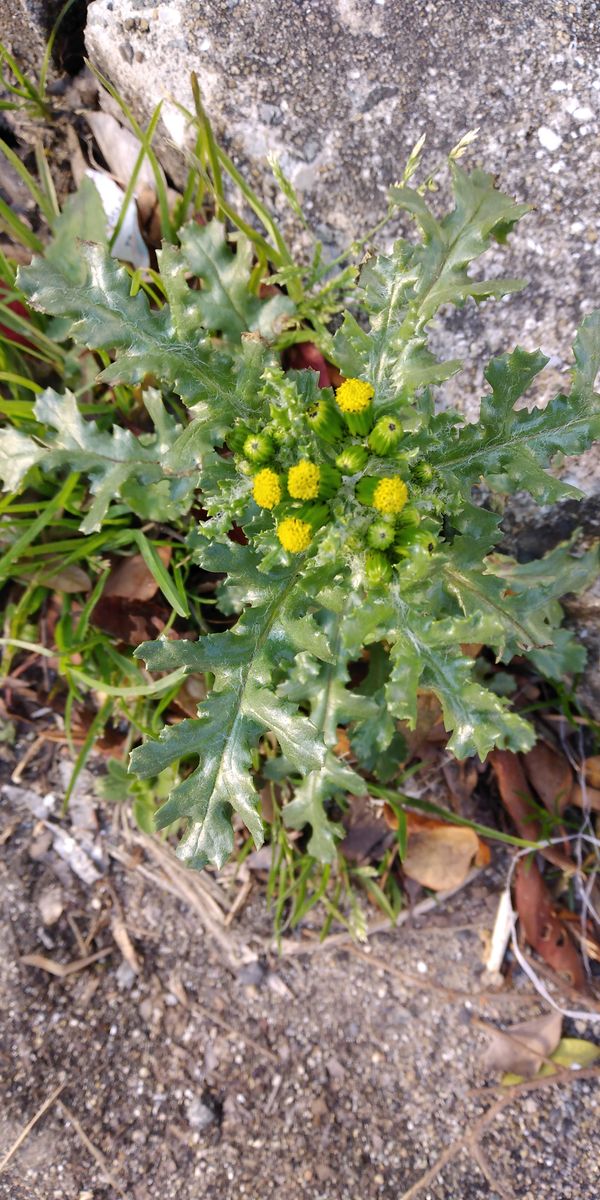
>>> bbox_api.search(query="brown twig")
[398,1064,600,1200]
[470,1140,513,1200]
[58,1101,126,1197]
[0,1082,65,1174]
[109,836,246,971]
[19,947,112,978]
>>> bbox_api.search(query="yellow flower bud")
[277,517,312,553]
[252,468,282,509]
[335,378,374,413]
[288,460,321,500]
[373,477,408,515]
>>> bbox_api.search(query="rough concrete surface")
[84,1,600,407]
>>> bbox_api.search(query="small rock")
[29,830,53,861]
[186,1096,218,1131]
[115,960,137,990]
[237,958,267,987]
[537,125,563,151]
[326,1055,345,1080]
[37,885,64,926]
[573,105,594,122]
[119,41,134,63]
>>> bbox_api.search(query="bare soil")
[1,756,599,1200]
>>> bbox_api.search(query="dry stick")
[58,1101,126,1198]
[111,835,245,970]
[398,1064,600,1200]
[0,1082,65,1174]
[19,947,112,978]
[470,1140,514,1200]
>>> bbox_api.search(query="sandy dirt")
[1,768,599,1200]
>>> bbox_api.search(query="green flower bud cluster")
[229,376,437,579]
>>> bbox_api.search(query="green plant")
[2,142,599,878]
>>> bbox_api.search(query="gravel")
[1,785,599,1199]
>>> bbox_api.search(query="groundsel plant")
[4,160,600,870]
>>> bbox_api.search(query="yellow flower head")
[288,460,320,500]
[373,477,408,515]
[252,467,281,509]
[277,517,312,553]
[335,378,374,414]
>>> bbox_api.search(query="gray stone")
[185,1094,219,1131]
[84,2,600,467]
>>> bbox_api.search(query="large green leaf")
[18,243,237,409]
[160,221,294,341]
[130,549,337,868]
[431,314,600,502]
[333,164,529,408]
[0,387,203,531]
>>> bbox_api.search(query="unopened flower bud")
[364,549,393,586]
[335,378,374,435]
[368,416,403,456]
[227,423,252,454]
[243,431,274,463]
[411,461,434,486]
[306,398,344,443]
[394,506,420,531]
[367,519,396,549]
[335,444,369,474]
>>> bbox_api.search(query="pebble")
[573,105,594,122]
[538,126,563,150]
[186,1096,218,1131]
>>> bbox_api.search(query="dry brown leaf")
[103,548,171,601]
[460,642,483,658]
[514,858,586,990]
[84,110,156,189]
[442,758,478,811]
[491,749,573,872]
[44,565,92,593]
[334,727,351,757]
[489,749,540,841]
[398,690,447,759]
[399,813,488,891]
[582,755,600,789]
[569,782,600,812]
[340,796,393,863]
[482,1010,562,1078]
[522,741,572,816]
